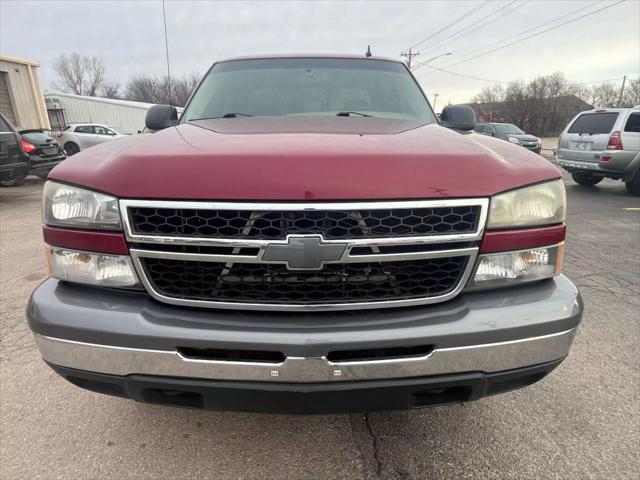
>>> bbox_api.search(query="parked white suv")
[555,106,640,195]
[58,123,126,155]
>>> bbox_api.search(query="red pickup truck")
[27,55,582,413]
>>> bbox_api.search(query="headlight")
[43,181,121,230]
[507,136,521,144]
[468,244,563,289]
[488,180,566,229]
[46,246,141,288]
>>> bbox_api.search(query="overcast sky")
[1,0,638,109]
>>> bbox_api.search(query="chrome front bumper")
[34,328,577,383]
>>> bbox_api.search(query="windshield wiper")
[221,112,253,118]
[188,113,253,121]
[336,111,374,118]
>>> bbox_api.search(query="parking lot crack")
[349,413,383,479]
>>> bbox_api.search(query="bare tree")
[170,73,200,107]
[125,76,164,104]
[623,78,640,107]
[471,84,505,104]
[590,82,619,108]
[503,80,532,127]
[125,73,200,107]
[52,53,106,96]
[99,80,121,99]
[467,72,640,136]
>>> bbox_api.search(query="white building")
[44,92,183,134]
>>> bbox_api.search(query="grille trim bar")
[129,248,478,311]
[130,246,478,266]
[120,198,489,247]
[121,199,487,311]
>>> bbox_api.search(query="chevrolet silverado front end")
[27,55,582,413]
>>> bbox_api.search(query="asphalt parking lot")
[1,169,639,479]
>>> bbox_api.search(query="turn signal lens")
[467,244,563,289]
[46,246,141,288]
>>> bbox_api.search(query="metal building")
[0,55,50,129]
[44,93,183,135]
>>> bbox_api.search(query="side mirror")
[440,105,476,131]
[145,105,178,131]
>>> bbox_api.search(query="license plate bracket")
[569,141,592,151]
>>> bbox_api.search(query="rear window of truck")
[568,112,618,134]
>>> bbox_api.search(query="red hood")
[50,119,560,200]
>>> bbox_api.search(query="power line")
[418,60,630,85]
[574,76,627,85]
[407,0,490,51]
[426,0,602,71]
[415,0,525,63]
[418,0,625,77]
[418,65,510,83]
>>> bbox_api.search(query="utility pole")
[433,93,439,111]
[618,75,627,106]
[401,48,420,69]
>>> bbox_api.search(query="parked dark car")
[0,112,30,187]
[18,129,66,179]
[475,122,542,154]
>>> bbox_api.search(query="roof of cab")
[217,53,403,64]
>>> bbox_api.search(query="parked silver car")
[555,107,640,195]
[57,123,126,155]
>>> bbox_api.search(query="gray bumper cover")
[27,277,582,383]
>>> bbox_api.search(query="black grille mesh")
[129,206,480,239]
[141,257,468,305]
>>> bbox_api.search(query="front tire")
[571,172,603,187]
[0,173,27,187]
[625,170,640,196]
[64,142,80,156]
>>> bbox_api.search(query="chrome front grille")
[139,256,469,305]
[121,199,488,311]
[128,205,480,239]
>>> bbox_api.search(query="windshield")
[494,124,524,135]
[183,58,436,123]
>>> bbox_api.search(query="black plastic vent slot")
[412,386,473,406]
[327,344,435,363]
[178,346,285,364]
[141,388,204,409]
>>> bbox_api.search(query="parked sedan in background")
[58,123,126,155]
[18,129,66,179]
[0,112,30,187]
[474,122,542,154]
